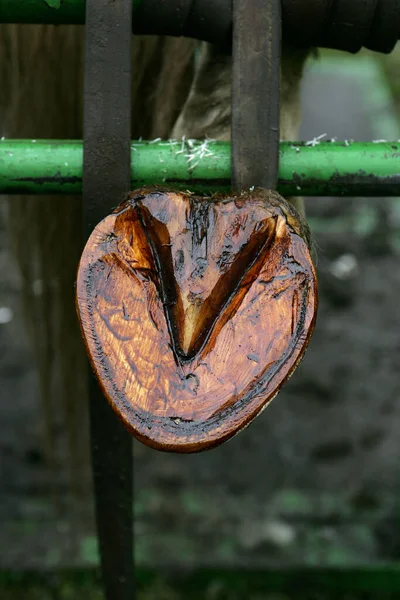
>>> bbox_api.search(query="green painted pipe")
[0,0,143,24]
[3,566,400,594]
[0,139,399,196]
[0,0,84,23]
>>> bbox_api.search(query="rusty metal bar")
[83,0,134,598]
[231,0,281,190]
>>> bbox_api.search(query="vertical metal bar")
[231,0,281,190]
[83,1,134,599]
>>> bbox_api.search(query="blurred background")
[1,45,400,598]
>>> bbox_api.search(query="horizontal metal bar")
[0,139,399,196]
[0,1,139,25]
[0,0,84,24]
[136,565,400,595]
[1,0,398,53]
[3,565,400,594]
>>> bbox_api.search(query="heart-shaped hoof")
[76,187,318,452]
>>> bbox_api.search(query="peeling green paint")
[43,0,62,9]
[1,140,399,197]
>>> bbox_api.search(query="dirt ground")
[1,49,400,586]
